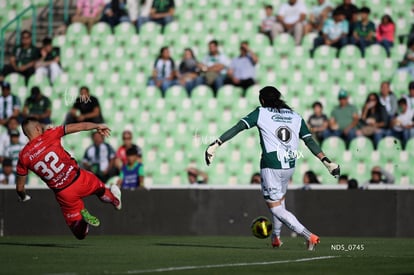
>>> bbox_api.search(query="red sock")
[70,220,89,240]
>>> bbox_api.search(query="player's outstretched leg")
[271,200,284,248]
[96,186,122,210]
[69,219,90,240]
[269,204,320,250]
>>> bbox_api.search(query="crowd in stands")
[1,0,414,186]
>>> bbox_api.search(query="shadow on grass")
[155,242,264,250]
[0,242,80,248]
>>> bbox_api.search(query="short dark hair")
[359,7,370,14]
[265,4,273,9]
[42,37,52,46]
[126,147,138,156]
[2,158,13,167]
[312,101,323,109]
[21,117,40,137]
[398,97,407,105]
[21,30,31,37]
[209,40,219,47]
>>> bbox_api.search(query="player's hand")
[205,139,222,166]
[18,193,31,202]
[322,157,340,178]
[97,124,111,137]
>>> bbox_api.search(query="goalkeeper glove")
[205,139,222,166]
[321,157,340,178]
[17,191,31,202]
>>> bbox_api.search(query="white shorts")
[261,168,295,202]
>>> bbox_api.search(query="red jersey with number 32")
[17,126,79,190]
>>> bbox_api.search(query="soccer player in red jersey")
[15,117,122,240]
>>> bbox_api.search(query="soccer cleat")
[306,234,320,251]
[271,235,283,248]
[110,184,122,210]
[80,209,100,227]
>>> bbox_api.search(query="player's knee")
[70,220,88,240]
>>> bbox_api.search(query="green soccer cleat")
[80,209,100,227]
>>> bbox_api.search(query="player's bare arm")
[65,122,111,137]
[16,175,31,202]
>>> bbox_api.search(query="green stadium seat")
[90,22,112,44]
[339,45,362,65]
[27,74,51,90]
[114,22,136,37]
[273,33,295,55]
[348,136,375,161]
[321,136,346,161]
[216,85,243,107]
[5,73,25,88]
[164,85,188,108]
[365,44,388,66]
[313,45,336,65]
[391,70,411,95]
[377,136,403,159]
[66,23,88,43]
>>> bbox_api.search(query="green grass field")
[1,236,413,275]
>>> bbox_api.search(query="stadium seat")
[377,137,403,159]
[321,136,346,161]
[339,45,362,65]
[65,23,88,43]
[5,72,25,88]
[164,85,188,109]
[348,136,375,162]
[90,22,112,43]
[312,45,336,65]
[216,85,243,107]
[273,33,295,55]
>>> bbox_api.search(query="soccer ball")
[251,216,272,239]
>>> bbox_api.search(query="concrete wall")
[1,189,414,237]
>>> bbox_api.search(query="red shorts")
[55,169,105,225]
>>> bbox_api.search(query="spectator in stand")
[366,166,394,184]
[115,130,142,170]
[347,178,358,189]
[391,98,414,148]
[82,131,117,183]
[311,8,348,58]
[350,7,376,57]
[35,37,62,85]
[271,0,307,46]
[177,48,202,97]
[200,40,230,97]
[148,46,177,97]
[3,129,25,172]
[0,117,27,162]
[306,0,334,34]
[124,0,147,26]
[338,174,348,184]
[65,86,104,124]
[376,14,395,57]
[72,0,105,32]
[116,147,145,190]
[187,167,208,184]
[404,81,414,110]
[250,172,261,184]
[378,81,398,120]
[302,170,320,190]
[398,40,414,80]
[0,158,15,185]
[22,86,52,125]
[325,89,359,147]
[0,30,40,85]
[259,4,277,45]
[335,0,359,37]
[137,0,174,33]
[226,41,258,96]
[357,92,389,149]
[0,82,21,127]
[307,101,329,144]
[100,0,130,28]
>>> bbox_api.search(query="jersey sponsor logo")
[28,146,47,161]
[271,114,293,123]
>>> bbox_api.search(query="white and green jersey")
[241,107,312,169]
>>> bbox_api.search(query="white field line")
[120,255,340,274]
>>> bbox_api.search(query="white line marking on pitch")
[121,256,340,274]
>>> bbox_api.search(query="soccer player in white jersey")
[205,86,340,250]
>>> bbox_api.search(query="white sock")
[270,204,311,240]
[272,200,285,237]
